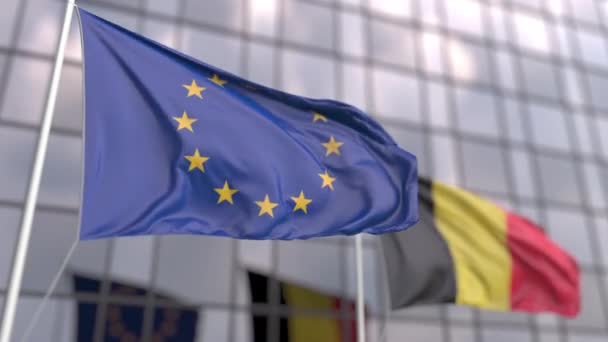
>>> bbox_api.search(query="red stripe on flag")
[507,212,580,317]
[333,298,358,342]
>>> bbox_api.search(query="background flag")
[381,177,580,317]
[74,274,199,341]
[77,9,418,240]
[248,271,361,342]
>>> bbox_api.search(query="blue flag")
[78,9,418,240]
[74,274,199,341]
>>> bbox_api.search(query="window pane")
[0,0,19,47]
[282,49,335,98]
[110,236,154,285]
[371,20,416,68]
[248,0,277,37]
[0,208,19,288]
[184,0,242,30]
[582,162,607,210]
[181,29,241,74]
[510,148,537,199]
[528,103,571,151]
[387,321,442,341]
[495,50,517,91]
[513,11,550,54]
[39,134,82,208]
[481,328,532,342]
[246,42,275,87]
[445,0,483,37]
[155,236,233,304]
[384,125,428,175]
[372,67,420,123]
[428,81,449,128]
[421,31,443,75]
[448,38,491,85]
[1,57,52,125]
[340,12,365,58]
[546,209,593,266]
[284,1,333,50]
[520,56,559,101]
[431,134,459,184]
[455,87,499,138]
[462,140,508,194]
[596,117,608,159]
[536,154,582,205]
[566,271,607,329]
[22,211,79,292]
[17,0,62,54]
[570,0,600,25]
[572,113,593,156]
[586,73,608,111]
[576,29,608,69]
[0,127,35,202]
[341,62,367,110]
[369,0,412,18]
[54,64,83,132]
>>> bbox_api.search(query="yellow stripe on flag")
[283,284,341,342]
[432,181,511,311]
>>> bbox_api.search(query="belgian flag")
[381,178,580,317]
[248,271,360,342]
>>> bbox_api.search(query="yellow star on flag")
[318,171,336,190]
[208,73,227,87]
[291,191,312,214]
[256,195,279,217]
[184,148,209,172]
[182,80,206,98]
[312,112,328,123]
[173,111,198,132]
[322,136,344,156]
[214,181,239,204]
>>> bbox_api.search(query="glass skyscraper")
[0,0,606,341]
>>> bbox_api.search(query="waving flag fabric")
[248,271,361,342]
[77,8,418,240]
[381,177,580,317]
[74,274,199,341]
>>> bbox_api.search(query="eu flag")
[74,274,198,341]
[78,9,418,240]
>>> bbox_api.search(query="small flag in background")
[248,271,362,342]
[77,9,418,240]
[74,274,199,342]
[381,177,580,317]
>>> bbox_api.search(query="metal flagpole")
[0,0,76,341]
[355,235,366,342]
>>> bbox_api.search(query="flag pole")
[0,0,76,341]
[355,235,366,342]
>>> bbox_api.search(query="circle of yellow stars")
[176,75,342,218]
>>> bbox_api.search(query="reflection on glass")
[282,49,335,98]
[529,103,571,151]
[1,57,51,125]
[513,11,550,54]
[184,0,242,30]
[577,29,608,69]
[372,67,420,122]
[284,1,333,50]
[520,56,559,100]
[461,140,508,194]
[445,0,483,37]
[369,0,412,18]
[371,20,415,68]
[537,154,582,205]
[481,328,532,342]
[455,86,499,138]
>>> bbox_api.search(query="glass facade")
[0,0,607,340]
